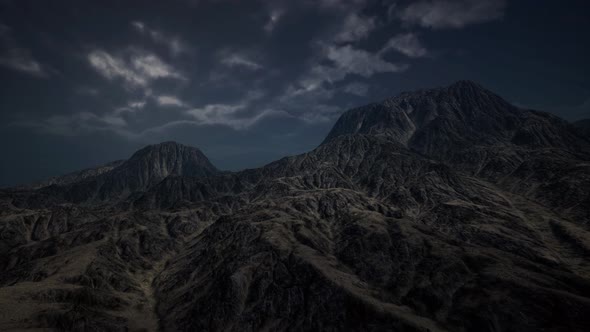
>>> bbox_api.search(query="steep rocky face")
[1,82,589,332]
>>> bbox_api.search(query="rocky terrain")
[1,81,589,331]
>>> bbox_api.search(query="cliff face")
[1,82,589,332]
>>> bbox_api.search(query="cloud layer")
[4,0,511,137]
[0,24,49,77]
[398,0,507,29]
[88,49,186,89]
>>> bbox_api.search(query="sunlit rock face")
[1,82,589,332]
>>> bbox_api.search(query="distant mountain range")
[1,81,589,331]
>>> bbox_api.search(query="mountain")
[325,81,583,147]
[324,80,588,160]
[1,81,589,332]
[324,80,590,221]
[88,141,219,198]
[7,141,220,204]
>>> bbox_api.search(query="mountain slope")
[323,81,590,222]
[153,135,590,331]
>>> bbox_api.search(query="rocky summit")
[1,81,590,331]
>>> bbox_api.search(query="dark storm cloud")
[1,0,589,186]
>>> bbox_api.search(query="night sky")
[1,0,589,187]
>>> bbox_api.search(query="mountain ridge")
[324,80,588,153]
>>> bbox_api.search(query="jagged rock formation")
[1,81,589,332]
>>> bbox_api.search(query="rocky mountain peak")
[50,141,221,201]
[129,141,199,159]
[111,141,218,188]
[323,80,589,154]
